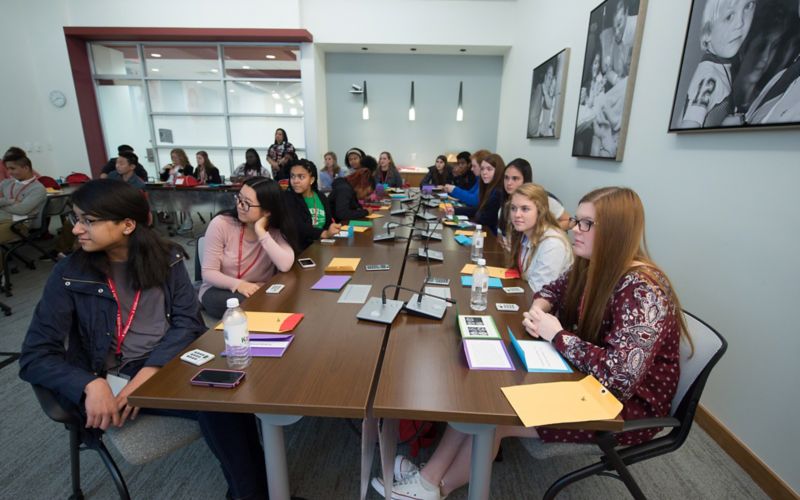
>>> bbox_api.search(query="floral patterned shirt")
[534,268,681,445]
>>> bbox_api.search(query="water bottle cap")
[477,258,486,266]
[226,298,240,308]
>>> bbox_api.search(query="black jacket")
[328,177,368,223]
[453,170,476,191]
[101,158,149,181]
[420,165,454,187]
[474,187,503,235]
[283,190,333,250]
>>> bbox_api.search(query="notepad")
[213,312,304,333]
[326,257,361,272]
[461,276,503,288]
[462,339,514,370]
[460,264,521,279]
[508,328,572,373]
[454,235,472,246]
[501,376,623,428]
[337,284,372,304]
[311,275,351,291]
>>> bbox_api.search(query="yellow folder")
[339,225,369,233]
[501,375,623,428]
[454,229,487,237]
[460,263,521,279]
[326,257,361,272]
[214,312,304,333]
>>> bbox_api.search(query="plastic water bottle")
[222,298,251,369]
[471,224,484,262]
[470,258,489,311]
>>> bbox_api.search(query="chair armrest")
[621,417,681,433]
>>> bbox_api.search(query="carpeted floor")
[0,229,768,499]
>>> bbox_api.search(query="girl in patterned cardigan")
[373,186,692,500]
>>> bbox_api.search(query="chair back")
[195,235,206,282]
[44,195,72,218]
[670,311,727,419]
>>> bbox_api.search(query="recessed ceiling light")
[151,53,162,58]
[229,89,235,93]
[266,54,276,59]
[151,68,160,72]
[243,65,251,69]
[210,68,219,73]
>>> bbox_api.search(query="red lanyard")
[107,278,142,356]
[9,177,37,201]
[237,226,263,279]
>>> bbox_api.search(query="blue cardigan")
[450,178,479,207]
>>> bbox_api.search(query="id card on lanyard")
[107,278,142,358]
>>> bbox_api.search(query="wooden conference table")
[130,191,621,500]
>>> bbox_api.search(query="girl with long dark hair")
[284,159,341,250]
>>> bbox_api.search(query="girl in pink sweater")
[199,177,296,317]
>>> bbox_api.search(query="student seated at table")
[100,144,148,181]
[19,179,270,500]
[107,151,146,190]
[374,151,403,187]
[374,186,688,500]
[451,151,475,191]
[194,151,222,185]
[444,149,489,210]
[284,158,341,250]
[505,157,571,230]
[420,155,454,188]
[318,151,348,192]
[507,183,572,292]
[328,167,375,223]
[344,147,365,171]
[232,148,271,182]
[471,153,505,234]
[496,158,533,247]
[159,148,194,182]
[199,177,296,318]
[0,150,46,253]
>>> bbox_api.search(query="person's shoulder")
[616,266,669,295]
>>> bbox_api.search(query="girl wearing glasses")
[375,187,689,500]
[507,183,572,292]
[21,179,270,499]
[285,159,341,250]
[199,177,296,318]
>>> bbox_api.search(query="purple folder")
[221,333,294,358]
[311,275,351,291]
[461,339,515,371]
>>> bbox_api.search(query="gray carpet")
[0,229,769,499]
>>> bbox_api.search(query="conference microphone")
[356,284,406,324]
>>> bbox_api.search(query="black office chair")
[523,311,727,500]
[31,384,130,500]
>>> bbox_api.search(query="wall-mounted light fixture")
[409,81,416,121]
[456,81,464,122]
[362,80,369,120]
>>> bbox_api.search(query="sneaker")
[383,471,443,500]
[394,455,420,481]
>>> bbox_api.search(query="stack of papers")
[458,315,514,370]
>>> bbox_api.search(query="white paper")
[250,340,292,349]
[338,284,372,304]
[518,341,570,371]
[464,339,512,369]
[424,286,452,307]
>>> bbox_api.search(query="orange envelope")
[326,257,361,272]
[214,312,304,333]
[339,225,369,233]
[460,263,521,279]
[366,213,384,219]
[501,375,623,428]
[454,230,487,237]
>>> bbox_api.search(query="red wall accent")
[63,27,314,177]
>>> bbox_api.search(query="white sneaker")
[389,471,443,500]
[394,455,420,481]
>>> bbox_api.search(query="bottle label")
[472,274,488,293]
[224,322,248,347]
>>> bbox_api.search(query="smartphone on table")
[190,369,246,388]
[298,258,316,269]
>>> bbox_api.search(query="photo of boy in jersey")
[670,0,800,130]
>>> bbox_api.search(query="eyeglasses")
[567,216,596,232]
[67,213,118,228]
[234,194,260,211]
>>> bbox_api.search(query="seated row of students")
[20,179,270,499]
[373,185,691,500]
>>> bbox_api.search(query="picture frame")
[527,48,570,139]
[572,0,648,161]
[668,0,800,132]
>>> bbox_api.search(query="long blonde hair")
[507,183,568,273]
[562,187,691,349]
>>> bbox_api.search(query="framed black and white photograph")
[572,0,648,161]
[527,48,570,139]
[669,0,800,132]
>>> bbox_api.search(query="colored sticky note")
[461,276,503,288]
[454,235,472,246]
[311,275,351,291]
[349,220,373,227]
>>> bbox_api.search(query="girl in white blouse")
[507,183,572,292]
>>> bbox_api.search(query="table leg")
[449,422,496,500]
[379,418,399,496]
[256,413,302,500]
[361,416,379,500]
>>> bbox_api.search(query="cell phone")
[426,277,450,286]
[366,264,391,271]
[298,258,316,268]
[190,369,245,388]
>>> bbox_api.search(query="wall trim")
[695,405,799,500]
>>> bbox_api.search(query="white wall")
[494,0,800,492]
[324,53,503,167]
